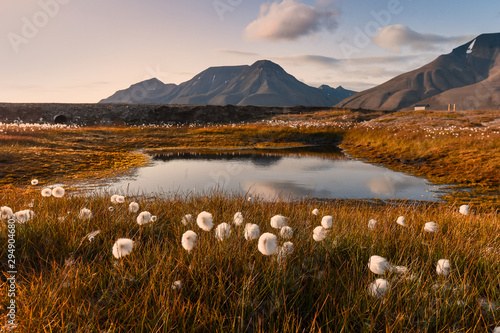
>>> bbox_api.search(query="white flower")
[233,212,244,226]
[244,223,260,241]
[151,215,158,222]
[52,186,65,198]
[112,238,134,259]
[276,241,294,263]
[86,230,101,242]
[313,226,327,242]
[79,208,93,220]
[258,233,278,256]
[41,188,52,197]
[197,211,213,231]
[181,230,198,252]
[15,209,34,223]
[280,226,293,239]
[115,195,125,204]
[270,214,287,229]
[181,214,193,226]
[128,202,139,213]
[215,223,231,241]
[321,216,333,229]
[108,206,114,212]
[110,194,118,203]
[493,327,500,333]
[368,219,377,230]
[31,179,39,186]
[137,211,152,225]
[391,265,408,274]
[368,279,390,298]
[436,259,450,276]
[396,216,406,226]
[171,280,182,290]
[1,206,14,219]
[459,205,469,215]
[368,255,391,275]
[312,208,319,216]
[424,222,438,233]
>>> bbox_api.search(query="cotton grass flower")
[1,206,14,219]
[41,188,52,197]
[313,226,327,242]
[436,259,450,276]
[391,265,408,274]
[396,216,406,226]
[215,223,231,241]
[368,279,390,298]
[312,208,319,216]
[15,209,34,223]
[86,230,100,242]
[459,204,469,215]
[171,280,182,290]
[128,202,139,213]
[31,179,39,186]
[321,216,333,229]
[181,230,197,252]
[244,223,260,241]
[424,222,439,233]
[112,238,134,259]
[197,211,213,231]
[233,212,244,226]
[137,211,152,225]
[258,233,278,256]
[115,195,125,204]
[493,327,500,333]
[280,226,293,239]
[276,241,294,263]
[368,255,391,275]
[181,214,193,226]
[151,215,158,222]
[79,208,93,219]
[110,194,118,203]
[270,214,287,229]
[368,219,377,230]
[52,186,65,198]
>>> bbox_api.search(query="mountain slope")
[100,60,353,107]
[337,33,500,110]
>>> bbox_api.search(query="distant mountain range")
[99,60,356,107]
[338,33,500,110]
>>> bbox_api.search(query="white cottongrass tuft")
[368,219,377,230]
[181,230,198,252]
[276,241,294,263]
[15,209,34,223]
[244,223,260,241]
[313,226,327,242]
[368,255,391,275]
[391,265,409,274]
[41,188,52,197]
[151,215,158,222]
[1,206,14,219]
[270,214,288,229]
[424,222,439,233]
[215,223,231,241]
[396,216,406,226]
[436,259,450,276]
[86,230,101,242]
[115,195,125,204]
[112,238,134,259]
[110,194,118,203]
[258,233,278,256]
[171,280,182,290]
[368,279,390,298]
[128,202,139,213]
[137,211,152,225]
[79,208,93,220]
[181,214,193,226]
[459,204,469,215]
[312,208,319,216]
[321,216,333,229]
[280,226,293,239]
[233,212,244,226]
[31,179,39,186]
[197,211,213,231]
[108,206,114,212]
[493,327,500,333]
[52,186,65,198]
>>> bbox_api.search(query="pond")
[93,148,446,201]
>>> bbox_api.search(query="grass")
[1,188,499,332]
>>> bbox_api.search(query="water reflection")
[98,150,444,201]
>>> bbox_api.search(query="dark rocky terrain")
[100,60,355,107]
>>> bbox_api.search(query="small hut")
[414,104,430,111]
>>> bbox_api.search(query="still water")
[98,149,445,201]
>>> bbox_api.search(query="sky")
[1,0,499,103]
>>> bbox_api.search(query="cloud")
[214,49,260,57]
[373,25,474,52]
[243,0,340,41]
[274,54,341,68]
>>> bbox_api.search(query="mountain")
[99,60,355,107]
[337,33,500,110]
